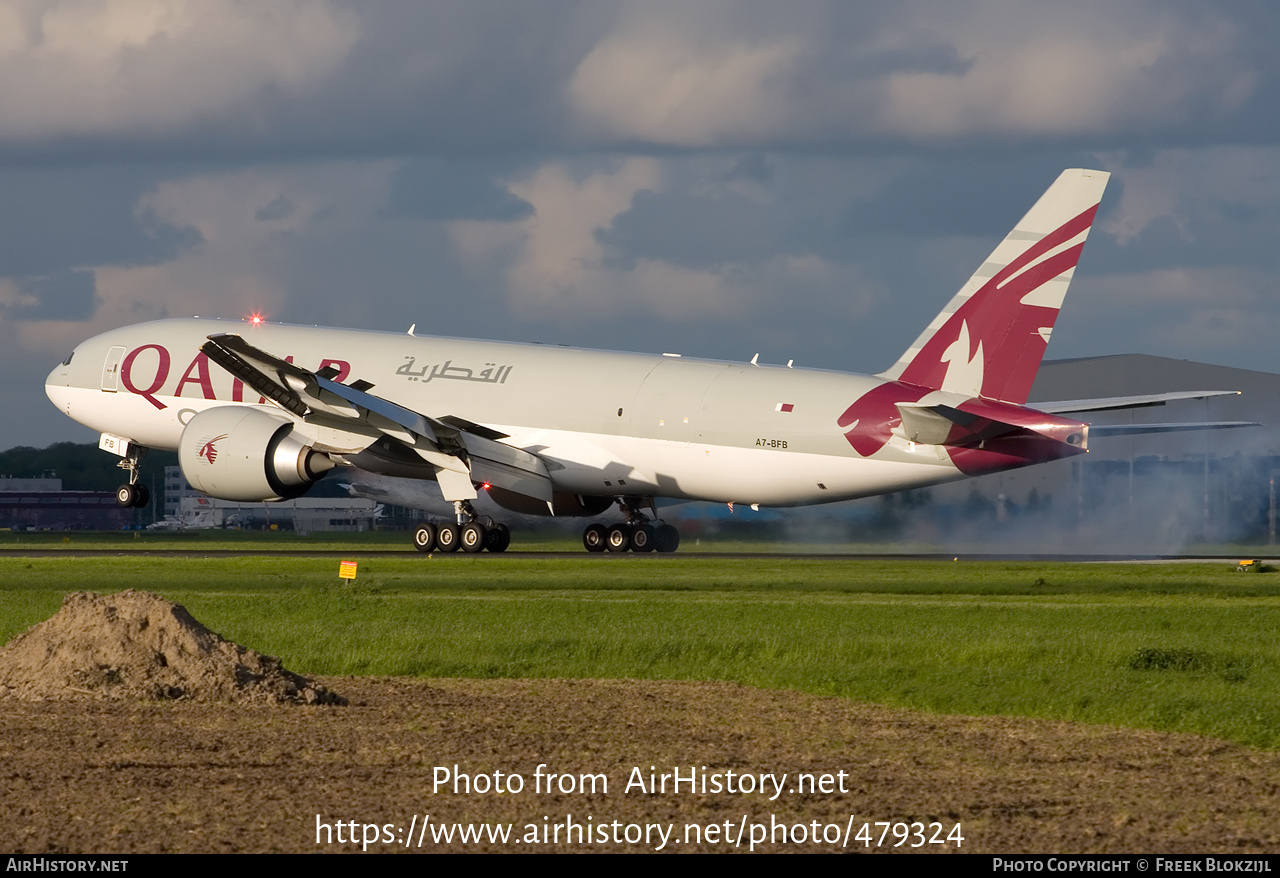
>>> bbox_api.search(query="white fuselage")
[45,318,972,508]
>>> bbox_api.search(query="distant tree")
[964,488,994,519]
[0,443,178,492]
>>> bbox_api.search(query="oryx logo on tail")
[877,168,1110,406]
[939,320,984,395]
[840,169,1110,462]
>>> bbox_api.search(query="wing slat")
[200,333,554,504]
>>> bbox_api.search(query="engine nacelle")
[179,406,334,501]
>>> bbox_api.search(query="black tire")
[631,523,655,552]
[654,524,680,553]
[436,523,461,552]
[460,522,487,553]
[583,523,607,553]
[606,523,632,553]
[116,484,136,508]
[131,484,150,509]
[413,523,437,553]
[485,523,511,553]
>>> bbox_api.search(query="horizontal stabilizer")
[1035,390,1241,414]
[1087,421,1258,437]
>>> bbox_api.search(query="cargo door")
[630,359,728,442]
[101,346,126,392]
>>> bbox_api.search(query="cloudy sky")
[5,0,1280,450]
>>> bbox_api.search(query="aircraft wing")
[201,333,553,505]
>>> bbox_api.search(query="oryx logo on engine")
[198,434,229,465]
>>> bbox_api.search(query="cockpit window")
[61,352,74,366]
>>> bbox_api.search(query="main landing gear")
[115,448,149,509]
[582,499,680,554]
[413,500,511,554]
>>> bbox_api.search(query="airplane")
[43,168,1250,553]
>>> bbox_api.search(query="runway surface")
[0,548,1273,562]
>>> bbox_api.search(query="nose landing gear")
[115,447,150,509]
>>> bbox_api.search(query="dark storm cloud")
[723,154,777,186]
[352,0,1276,155]
[0,165,201,276]
[1087,207,1280,277]
[0,1,600,163]
[0,2,1272,162]
[840,156,1115,238]
[598,188,780,269]
[255,196,296,222]
[381,160,533,222]
[268,209,489,334]
[315,0,597,152]
[10,1,1280,451]
[11,269,95,321]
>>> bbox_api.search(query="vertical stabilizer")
[877,168,1110,404]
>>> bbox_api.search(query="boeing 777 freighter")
[45,169,1244,552]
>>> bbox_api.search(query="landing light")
[247,312,265,326]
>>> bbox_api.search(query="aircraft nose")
[45,353,74,409]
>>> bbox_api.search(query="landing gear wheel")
[485,523,511,553]
[436,523,461,552]
[460,522,487,553]
[114,447,148,509]
[654,524,680,554]
[583,523,607,553]
[606,523,632,553]
[630,523,656,553]
[413,523,437,553]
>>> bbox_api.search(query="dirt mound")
[0,591,344,705]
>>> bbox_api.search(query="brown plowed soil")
[3,677,1278,853]
[2,592,1277,854]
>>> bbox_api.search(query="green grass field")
[2,549,1278,747]
[0,528,982,554]
[0,526,1269,555]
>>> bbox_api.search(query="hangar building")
[911,354,1280,550]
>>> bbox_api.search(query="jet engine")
[178,406,334,501]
